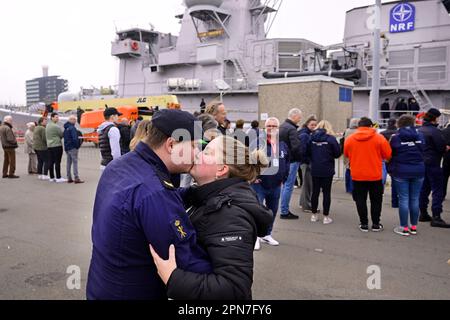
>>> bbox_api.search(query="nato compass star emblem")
[392,3,414,23]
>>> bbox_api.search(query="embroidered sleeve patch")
[171,219,189,241]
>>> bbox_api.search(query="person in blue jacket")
[418,108,450,228]
[298,116,318,213]
[308,120,342,224]
[389,115,425,236]
[86,109,212,300]
[63,115,84,184]
[252,117,290,249]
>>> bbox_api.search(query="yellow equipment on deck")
[57,95,179,113]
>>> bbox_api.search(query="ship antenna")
[265,0,284,37]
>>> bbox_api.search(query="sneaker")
[409,226,418,235]
[254,238,261,251]
[38,175,43,180]
[261,235,280,246]
[42,176,50,181]
[74,179,85,184]
[49,178,57,182]
[431,217,450,229]
[372,224,384,232]
[359,224,369,233]
[280,212,299,220]
[303,209,320,214]
[394,226,410,237]
[56,178,68,183]
[323,217,333,225]
[68,179,74,184]
[311,214,319,223]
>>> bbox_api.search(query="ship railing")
[361,69,447,88]
[384,69,447,88]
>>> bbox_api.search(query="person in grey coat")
[24,122,38,174]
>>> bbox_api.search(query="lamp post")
[369,0,382,123]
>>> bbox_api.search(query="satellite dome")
[58,92,80,103]
[184,0,224,8]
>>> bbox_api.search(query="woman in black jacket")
[308,120,342,224]
[150,136,273,300]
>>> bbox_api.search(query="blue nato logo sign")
[390,2,416,33]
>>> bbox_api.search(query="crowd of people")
[2,99,450,300]
[380,97,421,120]
[0,113,85,183]
[0,109,146,183]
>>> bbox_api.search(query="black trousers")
[311,176,333,215]
[443,157,450,199]
[35,150,49,176]
[48,146,63,179]
[352,180,384,226]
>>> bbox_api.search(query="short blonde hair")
[130,120,151,151]
[316,120,336,136]
[205,100,224,116]
[215,136,269,183]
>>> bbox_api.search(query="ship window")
[389,50,415,66]
[419,47,447,64]
[418,66,447,82]
[278,42,303,54]
[339,87,352,103]
[386,68,414,86]
[278,57,301,71]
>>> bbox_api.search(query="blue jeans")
[420,165,444,217]
[394,177,424,227]
[281,162,300,215]
[252,184,281,236]
[382,162,387,185]
[345,169,353,193]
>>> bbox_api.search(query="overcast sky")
[0,0,387,105]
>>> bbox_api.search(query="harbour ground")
[0,146,449,300]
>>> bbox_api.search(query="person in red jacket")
[344,117,392,232]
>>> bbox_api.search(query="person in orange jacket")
[344,117,392,233]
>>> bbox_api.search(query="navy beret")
[152,109,201,142]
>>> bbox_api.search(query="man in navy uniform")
[87,109,212,300]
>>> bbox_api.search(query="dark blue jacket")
[389,127,425,179]
[87,142,212,300]
[258,140,290,189]
[299,127,313,165]
[280,119,301,162]
[63,122,80,151]
[308,129,342,177]
[418,122,446,167]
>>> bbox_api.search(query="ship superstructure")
[111,0,322,121]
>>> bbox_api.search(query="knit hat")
[427,108,441,118]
